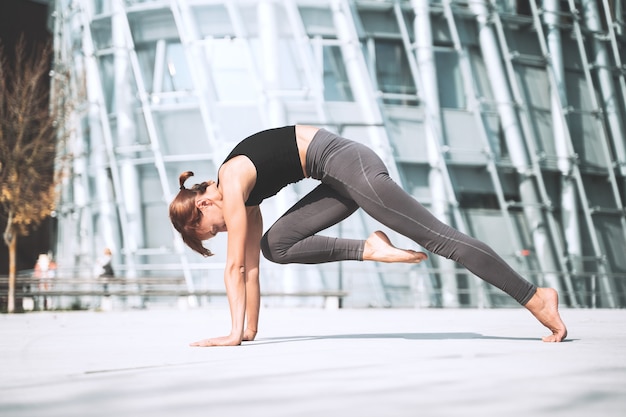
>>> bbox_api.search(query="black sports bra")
[220,126,304,206]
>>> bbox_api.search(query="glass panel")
[565,78,607,168]
[442,110,486,164]
[155,109,208,155]
[468,46,492,101]
[143,202,170,248]
[323,45,354,101]
[595,216,626,272]
[506,27,542,57]
[449,166,498,209]
[140,166,169,248]
[203,38,257,102]
[386,112,427,162]
[497,169,521,203]
[514,65,557,161]
[435,50,465,109]
[583,174,618,208]
[127,9,179,44]
[162,42,193,92]
[135,39,199,105]
[431,13,452,46]
[239,4,261,37]
[97,54,115,114]
[124,0,160,5]
[133,113,151,149]
[277,39,305,92]
[91,0,114,15]
[482,113,505,159]
[493,0,524,13]
[529,108,555,165]
[190,4,233,37]
[561,35,584,72]
[358,7,416,105]
[397,162,431,202]
[135,42,156,93]
[138,165,162,206]
[358,8,399,33]
[91,17,113,50]
[300,7,335,37]
[374,39,416,98]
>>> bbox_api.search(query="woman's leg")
[261,184,363,264]
[312,134,537,305]
[261,184,427,264]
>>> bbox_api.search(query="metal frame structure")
[51,0,626,308]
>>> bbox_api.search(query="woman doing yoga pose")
[169,125,567,346]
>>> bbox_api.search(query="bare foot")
[363,231,428,264]
[524,287,568,342]
[243,329,257,342]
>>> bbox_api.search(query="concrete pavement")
[0,307,624,417]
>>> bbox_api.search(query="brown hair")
[169,171,215,257]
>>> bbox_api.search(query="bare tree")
[0,37,62,313]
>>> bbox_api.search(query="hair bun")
[179,171,194,191]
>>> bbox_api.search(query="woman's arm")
[190,156,257,347]
[190,197,248,347]
[243,206,262,341]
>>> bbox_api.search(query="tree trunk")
[8,233,17,313]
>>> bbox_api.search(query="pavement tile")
[0,308,624,417]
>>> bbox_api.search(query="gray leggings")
[260,129,537,305]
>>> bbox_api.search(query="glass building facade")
[50,0,626,308]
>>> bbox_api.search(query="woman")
[169,125,567,346]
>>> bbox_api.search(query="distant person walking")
[95,247,115,296]
[33,253,57,310]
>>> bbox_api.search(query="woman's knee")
[260,232,290,264]
[260,233,274,261]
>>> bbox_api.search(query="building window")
[373,39,417,105]
[322,45,354,101]
[203,38,257,102]
[358,7,418,105]
[435,50,466,109]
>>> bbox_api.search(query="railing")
[1,266,625,312]
[0,275,348,312]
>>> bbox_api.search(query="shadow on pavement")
[245,332,563,345]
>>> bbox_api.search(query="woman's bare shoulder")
[219,155,256,181]
[219,155,257,200]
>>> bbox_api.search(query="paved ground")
[0,307,624,417]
